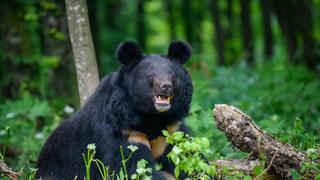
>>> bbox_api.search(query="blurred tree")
[180,0,195,47]
[164,0,176,41]
[137,0,146,49]
[240,0,254,64]
[65,0,99,106]
[226,0,233,39]
[272,0,317,70]
[260,0,273,58]
[39,0,78,102]
[210,0,225,65]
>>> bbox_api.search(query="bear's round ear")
[168,40,192,64]
[115,41,142,65]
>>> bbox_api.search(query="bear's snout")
[160,81,172,92]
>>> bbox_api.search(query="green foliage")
[187,60,320,156]
[1,0,320,179]
[163,130,216,179]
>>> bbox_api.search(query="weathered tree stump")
[212,104,319,179]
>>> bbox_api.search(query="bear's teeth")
[157,96,170,102]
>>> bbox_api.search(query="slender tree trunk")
[295,0,316,70]
[272,0,317,69]
[181,0,194,45]
[240,0,254,64]
[164,0,176,41]
[226,0,233,39]
[211,0,225,65]
[137,0,146,49]
[65,0,99,106]
[193,1,204,54]
[272,0,298,63]
[260,0,273,58]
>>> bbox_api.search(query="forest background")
[1,0,320,178]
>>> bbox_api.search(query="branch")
[212,104,318,179]
[0,160,22,180]
[65,0,99,106]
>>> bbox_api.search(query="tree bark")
[211,0,225,66]
[213,104,319,179]
[65,0,99,106]
[240,0,254,64]
[0,159,23,180]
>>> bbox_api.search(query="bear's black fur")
[36,41,194,180]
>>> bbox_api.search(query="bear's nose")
[161,82,172,91]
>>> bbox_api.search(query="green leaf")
[171,155,180,165]
[137,159,148,168]
[243,176,252,180]
[172,131,184,140]
[253,165,264,176]
[162,130,169,137]
[291,168,300,180]
[174,166,180,178]
[119,169,124,180]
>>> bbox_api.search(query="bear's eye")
[170,73,176,79]
[146,74,153,79]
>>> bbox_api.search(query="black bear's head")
[115,41,193,116]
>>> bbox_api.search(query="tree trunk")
[272,0,298,63]
[164,0,176,41]
[65,0,99,106]
[226,0,233,39]
[240,0,254,64]
[0,160,22,180]
[137,0,146,49]
[211,0,225,66]
[294,0,316,70]
[213,104,319,179]
[181,0,194,45]
[260,0,273,58]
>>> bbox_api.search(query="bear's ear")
[168,40,192,64]
[115,41,142,65]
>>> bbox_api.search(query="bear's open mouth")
[153,95,171,112]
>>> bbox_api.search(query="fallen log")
[212,104,319,179]
[0,159,22,180]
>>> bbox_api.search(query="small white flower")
[128,145,138,152]
[136,168,146,174]
[87,143,96,150]
[6,113,14,118]
[63,105,74,114]
[0,130,6,136]
[272,115,278,121]
[35,132,44,139]
[144,176,152,180]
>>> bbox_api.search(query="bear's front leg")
[121,131,168,180]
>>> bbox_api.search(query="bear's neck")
[130,112,181,140]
